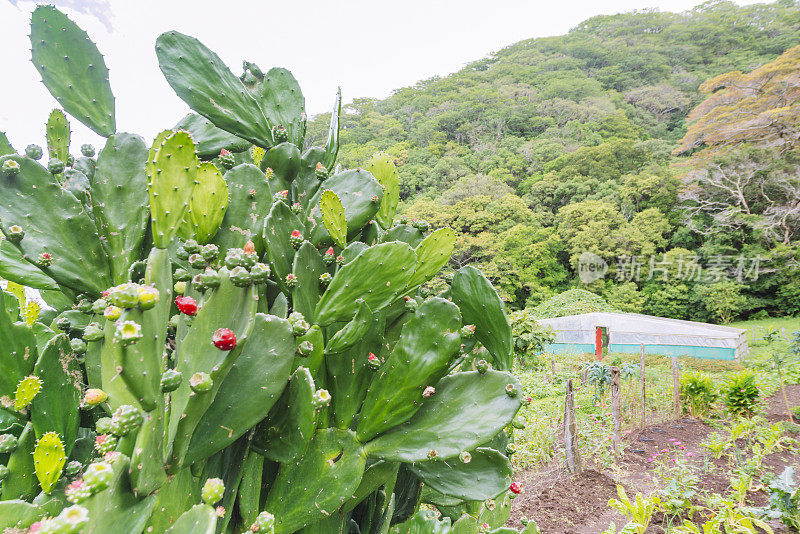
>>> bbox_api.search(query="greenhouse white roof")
[538,312,746,349]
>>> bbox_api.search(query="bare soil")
[507,385,800,533]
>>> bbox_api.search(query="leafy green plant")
[759,467,800,529]
[701,432,732,460]
[722,370,761,417]
[680,371,718,415]
[607,486,660,534]
[0,6,526,533]
[509,309,555,368]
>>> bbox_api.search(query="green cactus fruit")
[315,162,328,180]
[223,248,244,269]
[0,434,19,453]
[312,388,331,408]
[64,461,81,477]
[476,359,490,374]
[114,320,142,346]
[174,268,191,282]
[109,405,143,436]
[137,286,159,310]
[95,418,113,435]
[1,159,20,176]
[319,272,332,289]
[94,434,117,455]
[90,298,108,314]
[25,144,43,160]
[103,306,122,321]
[198,268,221,289]
[161,369,183,392]
[4,224,24,243]
[200,244,219,261]
[218,148,235,170]
[288,312,309,336]
[184,239,201,254]
[250,511,275,533]
[191,274,208,293]
[82,388,108,406]
[202,477,225,505]
[412,219,430,233]
[189,372,213,393]
[48,158,65,175]
[272,125,289,143]
[33,431,66,494]
[296,340,314,357]
[322,247,335,265]
[83,322,104,342]
[13,375,42,410]
[37,252,54,267]
[285,273,298,289]
[189,253,206,269]
[82,461,113,492]
[75,297,93,314]
[80,144,95,157]
[108,283,140,308]
[289,229,304,250]
[229,266,252,287]
[367,352,381,370]
[70,338,87,355]
[250,263,271,284]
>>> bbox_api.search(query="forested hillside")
[306,0,800,323]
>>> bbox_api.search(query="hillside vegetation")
[307,0,800,323]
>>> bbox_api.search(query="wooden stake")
[564,379,582,475]
[640,344,646,430]
[610,366,621,455]
[671,356,681,418]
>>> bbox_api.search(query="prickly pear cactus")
[0,7,528,534]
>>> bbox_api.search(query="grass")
[731,315,798,362]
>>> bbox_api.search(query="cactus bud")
[288,312,310,336]
[199,268,222,289]
[404,296,418,313]
[58,505,90,531]
[108,283,140,309]
[212,328,237,351]
[315,162,328,180]
[90,297,108,315]
[289,230,304,250]
[174,268,191,282]
[2,159,21,177]
[371,195,379,203]
[312,388,331,408]
[422,386,436,398]
[184,239,201,254]
[218,148,235,170]
[264,167,274,180]
[188,253,206,269]
[95,417,113,435]
[479,522,491,533]
[83,461,114,492]
[335,255,345,266]
[37,252,54,267]
[511,416,525,430]
[25,144,43,160]
[273,190,288,203]
[64,461,81,477]
[419,285,431,298]
[460,325,476,339]
[427,449,438,459]
[250,511,275,533]
[224,248,244,269]
[55,317,71,332]
[509,482,522,494]
[522,395,532,406]
[161,369,182,392]
[48,158,65,175]
[229,266,252,287]
[190,372,213,393]
[398,215,408,225]
[110,405,143,436]
[174,281,187,294]
[322,247,335,265]
[506,443,517,455]
[0,433,19,453]
[94,434,117,455]
[104,305,122,321]
[66,155,75,167]
[176,245,190,261]
[83,388,108,406]
[367,352,381,370]
[297,340,314,357]
[250,263,271,284]
[285,273,298,289]
[192,274,208,293]
[202,478,225,505]
[291,202,302,214]
[114,320,143,346]
[137,286,160,310]
[201,244,219,261]
[319,272,332,289]
[4,224,24,242]
[175,296,198,316]
[476,359,489,374]
[65,480,92,504]
[81,321,103,342]
[443,272,455,283]
[459,451,472,463]
[80,144,95,157]
[273,125,289,143]
[505,383,518,397]
[248,188,257,198]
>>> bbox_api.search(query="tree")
[694,280,747,323]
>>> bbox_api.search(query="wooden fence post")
[564,379,582,474]
[640,344,646,430]
[610,366,621,455]
[671,356,681,417]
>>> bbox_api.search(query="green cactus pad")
[186,162,229,244]
[382,225,425,248]
[294,147,325,210]
[236,452,264,527]
[308,169,383,245]
[451,266,512,370]
[357,297,462,441]
[259,68,306,148]
[294,325,324,377]
[0,155,111,295]
[0,500,47,532]
[92,133,150,284]
[263,200,306,287]
[147,130,199,248]
[1,423,37,501]
[264,428,367,534]
[145,466,201,533]
[31,334,80,453]
[45,109,71,168]
[156,31,271,147]
[363,370,522,462]
[0,132,14,156]
[315,242,416,326]
[0,240,59,290]
[30,6,116,136]
[263,142,302,192]
[185,313,295,464]
[320,189,347,249]
[291,242,325,320]
[165,503,217,534]
[255,366,316,463]
[410,447,512,501]
[175,113,250,158]
[13,375,41,411]
[0,289,38,401]
[213,163,272,254]
[406,228,457,291]
[63,168,91,208]
[32,431,66,493]
[366,153,400,229]
[323,87,341,170]
[325,299,372,355]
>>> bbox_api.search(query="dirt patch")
[767,383,800,422]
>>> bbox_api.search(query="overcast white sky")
[1,0,762,151]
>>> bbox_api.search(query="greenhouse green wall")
[544,343,736,361]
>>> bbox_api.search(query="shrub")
[680,371,717,415]
[531,288,618,319]
[722,370,761,417]
[510,308,556,367]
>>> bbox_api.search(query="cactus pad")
[33,431,66,493]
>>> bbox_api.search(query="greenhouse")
[538,312,749,361]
